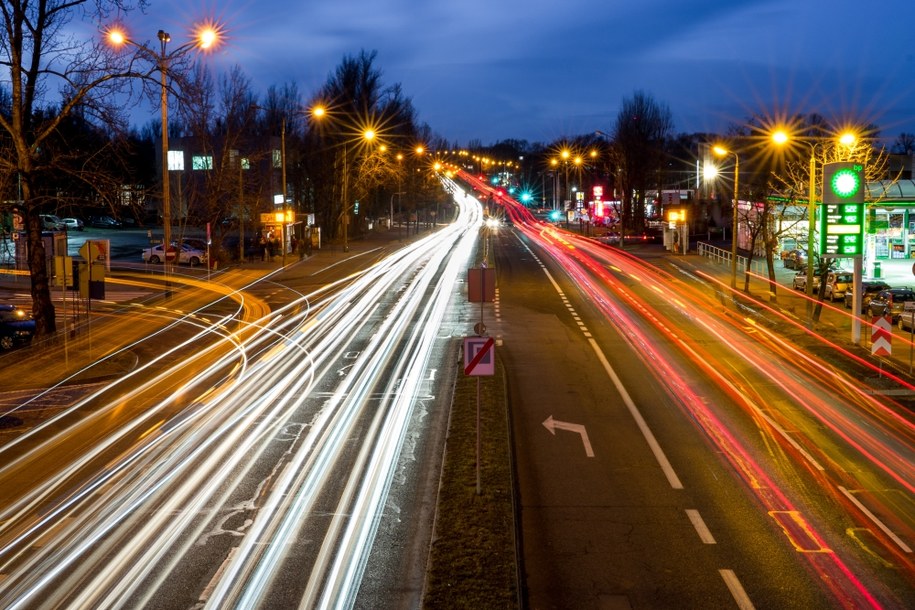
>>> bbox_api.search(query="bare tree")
[0,0,144,336]
[307,50,423,240]
[613,91,673,233]
[892,133,915,155]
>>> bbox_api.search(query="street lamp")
[772,129,858,322]
[108,24,219,290]
[280,116,288,265]
[712,146,739,289]
[310,106,377,252]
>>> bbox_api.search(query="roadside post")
[871,314,893,376]
[906,301,915,373]
[464,336,495,495]
[466,263,496,495]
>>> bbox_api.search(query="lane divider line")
[686,509,716,544]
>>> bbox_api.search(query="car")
[88,215,122,229]
[783,248,807,270]
[844,280,890,313]
[142,242,208,266]
[178,237,210,252]
[0,304,36,350]
[40,214,65,231]
[866,287,915,322]
[823,271,853,301]
[898,310,915,332]
[791,270,820,292]
[61,217,84,231]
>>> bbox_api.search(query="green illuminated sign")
[823,162,864,205]
[830,167,862,199]
[820,162,865,256]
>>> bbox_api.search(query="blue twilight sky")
[114,0,915,146]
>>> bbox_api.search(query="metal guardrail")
[697,242,767,276]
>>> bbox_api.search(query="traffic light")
[823,162,864,205]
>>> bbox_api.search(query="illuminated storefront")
[864,180,915,275]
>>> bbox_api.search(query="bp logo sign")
[829,166,862,200]
[824,162,864,204]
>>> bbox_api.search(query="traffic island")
[424,354,520,608]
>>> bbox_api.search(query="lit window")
[167,150,184,171]
[192,155,213,170]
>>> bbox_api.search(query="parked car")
[142,242,208,266]
[898,310,915,332]
[783,248,807,270]
[844,280,890,313]
[178,238,210,252]
[791,270,820,292]
[61,217,84,231]
[0,304,36,350]
[40,214,65,231]
[866,287,915,322]
[88,215,122,229]
[823,271,853,301]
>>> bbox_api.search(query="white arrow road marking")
[542,415,595,457]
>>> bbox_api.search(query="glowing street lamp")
[772,129,858,323]
[309,106,378,251]
[712,145,740,289]
[108,23,220,290]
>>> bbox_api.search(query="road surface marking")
[542,415,595,457]
[719,569,755,610]
[686,509,716,544]
[839,486,912,553]
[524,238,684,489]
[589,337,684,489]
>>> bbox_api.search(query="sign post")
[906,301,915,373]
[464,335,495,495]
[822,162,865,342]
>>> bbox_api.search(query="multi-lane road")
[0,183,482,608]
[2,172,915,609]
[473,171,915,608]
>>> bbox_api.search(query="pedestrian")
[259,234,267,261]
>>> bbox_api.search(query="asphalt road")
[491,221,914,608]
[0,202,478,609]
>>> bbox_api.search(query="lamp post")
[712,146,739,289]
[310,106,376,252]
[772,130,858,323]
[108,24,219,292]
[396,153,405,239]
[390,191,405,231]
[281,117,288,265]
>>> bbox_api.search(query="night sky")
[112,0,915,146]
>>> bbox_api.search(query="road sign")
[871,315,892,356]
[464,336,495,376]
[467,268,495,302]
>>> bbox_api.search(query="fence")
[697,242,768,277]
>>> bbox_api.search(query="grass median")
[423,354,520,608]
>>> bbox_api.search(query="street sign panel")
[467,268,496,303]
[464,336,495,376]
[871,315,892,356]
